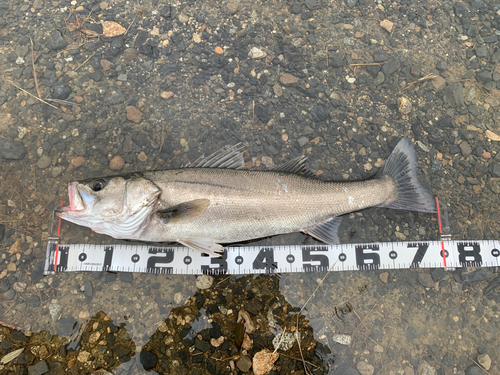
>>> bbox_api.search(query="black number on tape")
[184,256,192,265]
[302,246,329,271]
[252,248,277,273]
[103,246,114,271]
[457,242,482,267]
[355,245,380,270]
[408,243,429,268]
[201,251,228,275]
[57,246,69,271]
[131,254,140,263]
[492,249,499,257]
[147,248,174,274]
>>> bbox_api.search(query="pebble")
[356,361,375,375]
[196,275,213,290]
[117,73,127,81]
[27,359,49,375]
[331,334,351,345]
[459,141,472,156]
[161,91,174,99]
[248,47,266,59]
[380,19,394,33]
[417,274,435,288]
[178,13,189,23]
[252,349,278,375]
[236,355,252,372]
[309,105,329,122]
[110,156,125,170]
[52,82,72,100]
[279,73,299,86]
[140,350,158,370]
[432,76,446,91]
[48,29,67,50]
[379,272,388,283]
[126,106,142,123]
[465,366,486,375]
[13,282,26,293]
[417,362,436,375]
[477,353,491,370]
[297,136,309,147]
[36,155,51,169]
[137,152,148,161]
[105,90,125,105]
[382,57,400,76]
[214,46,224,54]
[0,139,27,160]
[373,71,385,85]
[71,156,85,167]
[77,350,90,362]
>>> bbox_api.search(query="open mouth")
[55,182,85,214]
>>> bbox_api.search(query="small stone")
[33,0,43,9]
[196,275,213,290]
[459,141,472,156]
[373,50,388,62]
[380,19,394,33]
[248,47,266,59]
[279,73,299,86]
[309,105,329,122]
[210,336,224,347]
[140,351,158,370]
[13,282,26,293]
[52,82,72,100]
[331,52,344,67]
[253,349,278,375]
[36,156,51,169]
[89,331,100,344]
[255,105,271,124]
[214,46,224,54]
[7,263,16,272]
[109,156,125,170]
[102,21,126,37]
[180,138,188,147]
[236,355,252,372]
[331,334,351,345]
[100,59,111,70]
[382,56,400,76]
[356,361,375,375]
[432,76,446,91]
[77,351,91,362]
[178,13,189,23]
[16,57,25,65]
[379,272,388,283]
[477,354,491,371]
[105,90,125,105]
[398,96,412,114]
[373,71,385,85]
[117,73,127,81]
[161,91,174,99]
[27,360,49,375]
[297,137,309,147]
[138,152,148,162]
[417,273,435,288]
[99,1,108,9]
[71,156,85,167]
[126,106,142,123]
[290,2,302,14]
[48,30,67,51]
[261,156,274,168]
[273,83,283,96]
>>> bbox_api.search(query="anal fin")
[178,238,224,257]
[301,216,343,245]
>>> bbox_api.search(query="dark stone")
[0,224,4,241]
[417,274,435,288]
[443,83,464,107]
[195,338,210,352]
[406,326,420,341]
[0,139,27,160]
[366,64,381,77]
[453,2,468,16]
[236,356,252,372]
[12,331,29,342]
[373,50,387,62]
[255,105,271,124]
[245,299,263,315]
[382,56,400,76]
[462,268,495,283]
[52,82,72,100]
[83,280,93,298]
[290,2,302,14]
[48,30,67,51]
[105,90,126,105]
[30,260,45,283]
[56,318,78,336]
[331,52,344,67]
[484,34,498,43]
[475,46,488,58]
[1,340,14,349]
[301,11,313,20]
[436,60,447,71]
[491,163,500,177]
[140,350,158,370]
[431,268,446,281]
[119,273,133,283]
[476,71,492,84]
[465,366,486,375]
[27,360,49,375]
[309,105,329,122]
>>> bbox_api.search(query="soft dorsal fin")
[184,144,246,169]
[271,156,317,178]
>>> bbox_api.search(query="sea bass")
[56,138,436,256]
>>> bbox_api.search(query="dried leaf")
[486,129,500,141]
[1,348,24,364]
[80,28,101,37]
[102,21,126,37]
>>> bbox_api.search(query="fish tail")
[375,138,436,213]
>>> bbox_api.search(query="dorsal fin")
[271,156,317,178]
[184,144,246,169]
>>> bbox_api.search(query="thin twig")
[125,16,136,35]
[279,353,319,368]
[45,98,76,106]
[272,327,286,354]
[30,37,41,99]
[400,73,439,92]
[75,51,95,71]
[349,62,385,66]
[466,354,491,375]
[216,276,231,285]
[7,80,57,108]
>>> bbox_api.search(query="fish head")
[56,176,161,237]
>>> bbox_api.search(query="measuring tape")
[44,197,499,275]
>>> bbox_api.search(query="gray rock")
[117,73,127,81]
[346,0,358,8]
[331,52,344,67]
[491,163,500,177]
[83,279,93,298]
[255,105,271,124]
[491,51,500,63]
[236,356,252,372]
[36,156,51,169]
[459,141,472,156]
[0,224,4,242]
[462,268,495,283]
[475,46,488,58]
[373,50,388,62]
[373,71,385,85]
[52,82,72,100]
[477,353,491,370]
[48,30,67,51]
[28,360,49,375]
[297,136,309,147]
[465,365,485,375]
[139,350,158,370]
[290,2,302,14]
[333,364,360,375]
[418,274,435,288]
[431,268,446,281]
[476,71,492,84]
[309,105,329,122]
[105,90,126,105]
[305,0,317,10]
[0,139,27,160]
[484,34,498,43]
[382,57,400,76]
[453,2,468,16]
[436,60,447,71]
[443,83,464,107]
[303,125,314,135]
[4,289,15,300]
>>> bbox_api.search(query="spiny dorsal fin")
[184,144,246,169]
[271,156,317,178]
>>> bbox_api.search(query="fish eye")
[92,179,106,191]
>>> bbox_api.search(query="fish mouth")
[55,182,87,215]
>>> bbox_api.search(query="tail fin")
[376,138,436,213]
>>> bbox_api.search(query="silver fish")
[56,139,436,256]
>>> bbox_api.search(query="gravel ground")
[1,0,500,374]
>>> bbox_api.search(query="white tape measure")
[43,239,500,275]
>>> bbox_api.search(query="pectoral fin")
[178,238,224,257]
[302,216,343,245]
[157,199,210,224]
